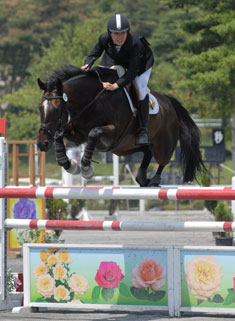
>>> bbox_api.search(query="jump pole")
[0,186,235,200]
[4,219,235,232]
[0,136,7,307]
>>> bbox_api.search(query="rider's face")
[110,31,128,46]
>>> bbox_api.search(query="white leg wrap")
[66,159,81,175]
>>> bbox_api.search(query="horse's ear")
[37,78,47,91]
[55,78,63,94]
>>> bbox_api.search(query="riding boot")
[136,94,150,146]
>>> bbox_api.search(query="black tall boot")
[136,94,150,146]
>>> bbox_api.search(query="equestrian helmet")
[107,14,130,32]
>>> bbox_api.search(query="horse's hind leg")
[136,147,153,187]
[81,125,115,179]
[148,165,165,187]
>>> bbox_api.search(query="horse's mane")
[47,64,118,91]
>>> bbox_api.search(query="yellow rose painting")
[33,249,88,303]
[185,255,223,301]
[33,263,48,279]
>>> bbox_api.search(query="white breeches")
[134,68,152,100]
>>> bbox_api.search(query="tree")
[0,0,90,94]
[1,16,108,140]
[167,0,235,167]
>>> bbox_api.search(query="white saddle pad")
[149,93,159,114]
[124,88,159,115]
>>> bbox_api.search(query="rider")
[81,14,154,146]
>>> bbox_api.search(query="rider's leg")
[136,94,150,145]
[134,68,152,146]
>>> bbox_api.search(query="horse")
[37,64,204,187]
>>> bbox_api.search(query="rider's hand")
[81,64,90,71]
[102,82,119,91]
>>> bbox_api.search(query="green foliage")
[0,0,90,91]
[46,198,69,236]
[46,199,69,220]
[204,200,218,215]
[214,202,233,222]
[5,110,39,140]
[170,0,235,119]
[201,170,211,187]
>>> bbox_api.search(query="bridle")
[39,70,105,140]
[39,93,68,140]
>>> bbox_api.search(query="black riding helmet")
[107,14,130,32]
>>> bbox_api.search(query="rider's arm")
[83,34,106,68]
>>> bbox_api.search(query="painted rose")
[13,198,36,219]
[33,263,48,279]
[95,261,124,288]
[47,254,58,267]
[54,285,70,302]
[56,249,72,264]
[36,274,55,298]
[68,273,89,295]
[185,255,223,300]
[40,250,50,262]
[131,257,166,291]
[53,264,67,280]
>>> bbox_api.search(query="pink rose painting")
[130,257,166,302]
[95,261,124,288]
[92,261,125,303]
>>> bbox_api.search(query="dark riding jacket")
[84,32,154,89]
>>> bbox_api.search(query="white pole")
[0,138,7,305]
[113,154,119,186]
[79,144,90,221]
[139,199,145,212]
[113,155,120,219]
[232,177,235,245]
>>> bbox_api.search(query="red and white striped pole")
[4,219,235,232]
[0,186,235,200]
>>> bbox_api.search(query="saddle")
[94,65,159,114]
[110,65,159,114]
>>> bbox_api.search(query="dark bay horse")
[37,65,204,186]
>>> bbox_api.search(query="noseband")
[39,93,68,140]
[39,71,105,141]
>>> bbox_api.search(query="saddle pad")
[123,88,159,115]
[149,93,159,114]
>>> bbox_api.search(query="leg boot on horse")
[136,94,150,146]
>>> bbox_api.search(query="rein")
[71,69,105,121]
[72,87,105,122]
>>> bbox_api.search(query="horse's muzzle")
[37,140,51,152]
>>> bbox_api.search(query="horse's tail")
[165,95,205,182]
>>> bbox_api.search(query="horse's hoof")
[148,182,161,188]
[147,174,161,187]
[136,177,150,187]
[66,159,81,175]
[81,164,94,179]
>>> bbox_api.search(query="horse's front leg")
[136,147,153,187]
[81,125,115,179]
